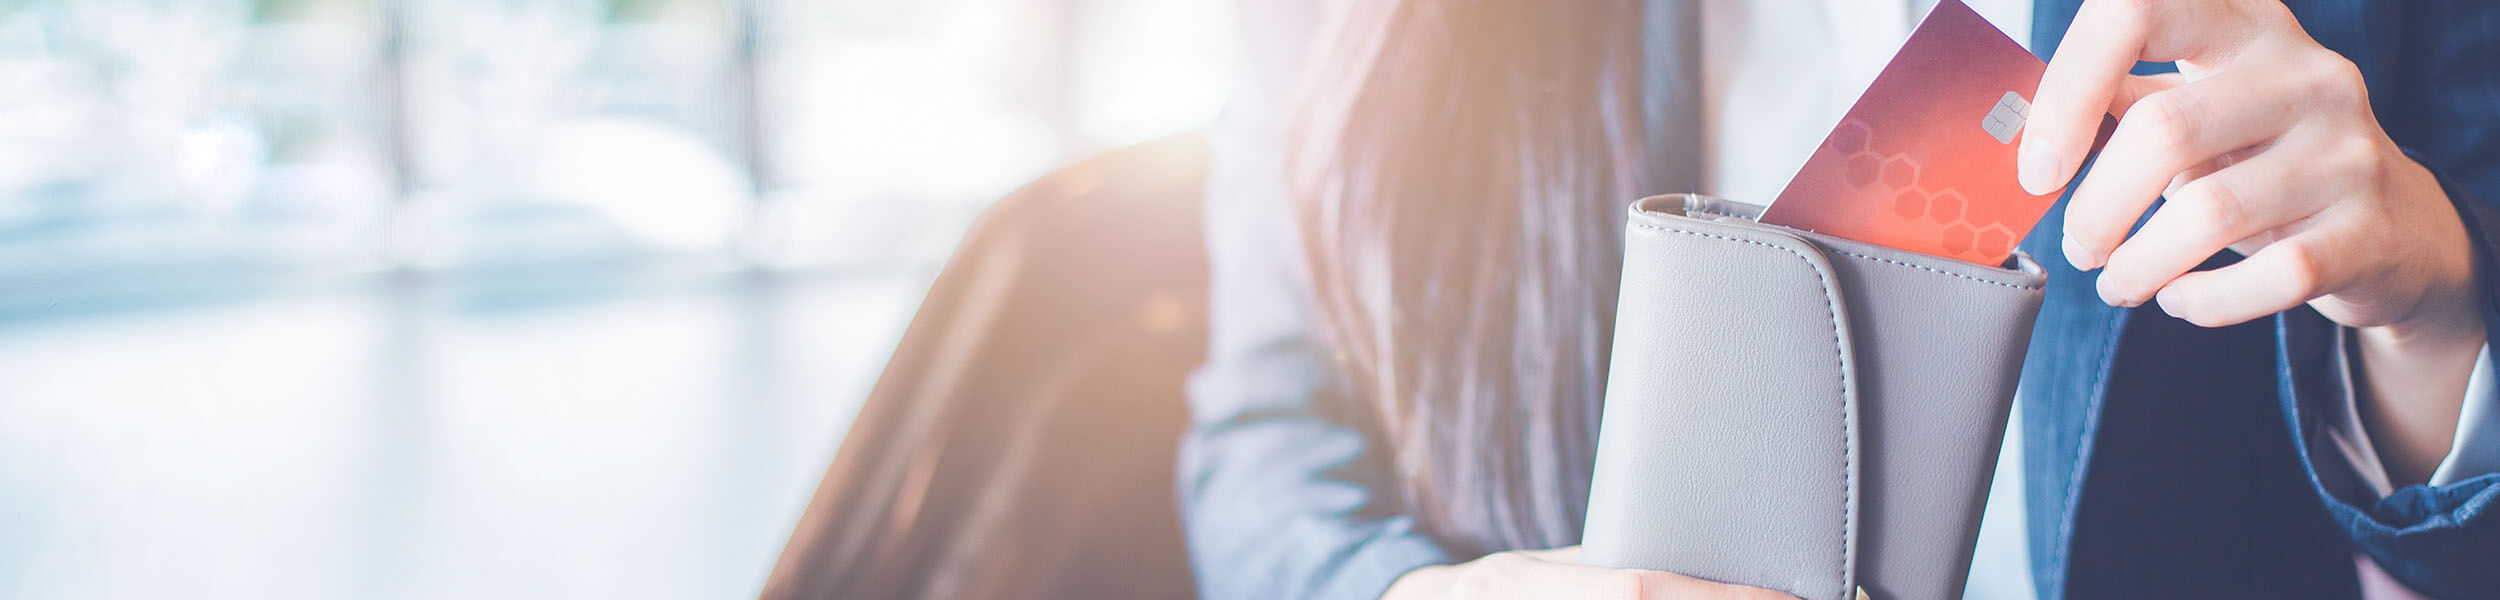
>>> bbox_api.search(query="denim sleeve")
[2267,4,2500,596]
[2274,178,2500,599]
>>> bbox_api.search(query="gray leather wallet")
[1581,194,2045,600]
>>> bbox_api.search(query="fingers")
[2022,0,2280,195]
[2057,65,2308,270]
[2092,146,2316,307]
[1468,548,1800,600]
[1518,546,1582,563]
[2113,72,2187,115]
[2151,228,2360,327]
[2025,0,2397,330]
[2023,0,2200,194]
[1610,571,1800,600]
[1451,550,1625,597]
[2140,131,2405,328]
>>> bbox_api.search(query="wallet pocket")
[1581,194,2046,600]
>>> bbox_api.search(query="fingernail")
[2095,273,2132,307]
[2061,235,2099,271]
[2019,143,2063,196]
[2154,286,2185,319]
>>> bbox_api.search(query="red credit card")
[1760,0,2113,266]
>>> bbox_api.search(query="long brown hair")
[1285,0,1665,557]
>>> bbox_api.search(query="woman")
[1180,1,2500,598]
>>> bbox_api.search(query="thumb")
[1515,545,1583,563]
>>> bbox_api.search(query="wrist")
[2375,155,2488,350]
[2363,301,2484,364]
[2352,323,2477,488]
[2353,259,2482,486]
[2348,155,2484,487]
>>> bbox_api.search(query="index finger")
[2018,0,2259,196]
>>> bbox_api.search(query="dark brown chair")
[759,132,1209,600]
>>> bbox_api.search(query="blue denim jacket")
[2016,1,2500,598]
[1180,2,2500,599]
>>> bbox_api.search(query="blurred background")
[0,0,1233,597]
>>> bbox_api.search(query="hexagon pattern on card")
[1826,118,2021,260]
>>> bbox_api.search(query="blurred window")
[0,0,1235,313]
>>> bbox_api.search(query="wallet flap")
[1808,229,2043,600]
[1581,195,1862,600]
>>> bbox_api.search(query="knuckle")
[2244,0,2300,23]
[2177,177,2248,234]
[1600,571,1650,599]
[1476,551,1525,570]
[2335,137,2385,185]
[2134,91,2203,165]
[2276,242,2325,297]
[2106,0,2163,19]
[1449,556,1512,590]
[2308,51,2370,108]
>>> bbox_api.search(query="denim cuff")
[2264,152,2500,599]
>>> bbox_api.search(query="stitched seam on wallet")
[1824,249,2044,291]
[1659,201,2039,291]
[1687,205,1746,220]
[1629,221,1853,598]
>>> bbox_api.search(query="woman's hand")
[2020,0,2481,485]
[1380,546,1800,600]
